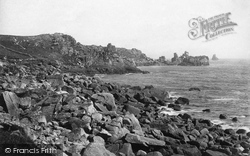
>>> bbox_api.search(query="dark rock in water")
[202,109,211,113]
[136,150,147,156]
[224,129,235,135]
[212,54,219,61]
[189,87,201,91]
[246,132,250,137]
[181,113,192,120]
[199,119,213,127]
[173,104,182,111]
[231,117,238,122]
[175,97,189,105]
[236,129,247,134]
[219,114,227,119]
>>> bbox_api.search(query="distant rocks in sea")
[212,54,219,60]
[171,51,210,66]
[141,51,210,66]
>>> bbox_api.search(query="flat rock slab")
[204,150,229,156]
[125,133,165,146]
[92,93,117,111]
[82,142,116,156]
[1,91,20,117]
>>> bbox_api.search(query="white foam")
[187,109,202,113]
[158,106,187,116]
[211,120,250,132]
[125,73,133,76]
[232,115,246,118]
[213,98,238,101]
[211,119,225,125]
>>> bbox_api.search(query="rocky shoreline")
[0,60,249,156]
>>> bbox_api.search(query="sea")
[101,59,250,131]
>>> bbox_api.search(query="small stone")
[137,150,147,156]
[0,106,3,112]
[182,113,192,120]
[92,112,102,122]
[191,129,200,137]
[175,97,189,105]
[19,97,31,109]
[200,128,209,136]
[82,115,91,124]
[219,114,227,119]
[173,104,181,111]
[232,117,238,122]
[38,115,47,125]
[224,128,235,135]
[146,151,163,156]
[202,109,210,113]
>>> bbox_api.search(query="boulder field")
[0,61,248,156]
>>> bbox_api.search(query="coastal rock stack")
[171,52,210,66]
[212,54,219,61]
[0,59,249,156]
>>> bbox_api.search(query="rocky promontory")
[171,52,209,66]
[0,57,249,156]
[0,33,152,75]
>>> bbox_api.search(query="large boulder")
[0,91,20,118]
[92,93,117,111]
[175,97,189,105]
[82,136,116,156]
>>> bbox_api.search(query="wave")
[211,120,250,132]
[213,98,239,101]
[158,106,187,116]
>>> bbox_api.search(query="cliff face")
[0,33,151,74]
[171,52,209,66]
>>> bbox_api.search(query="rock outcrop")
[212,54,219,60]
[171,51,209,66]
[0,33,152,74]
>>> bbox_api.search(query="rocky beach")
[0,56,250,156]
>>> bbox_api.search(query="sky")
[0,0,250,59]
